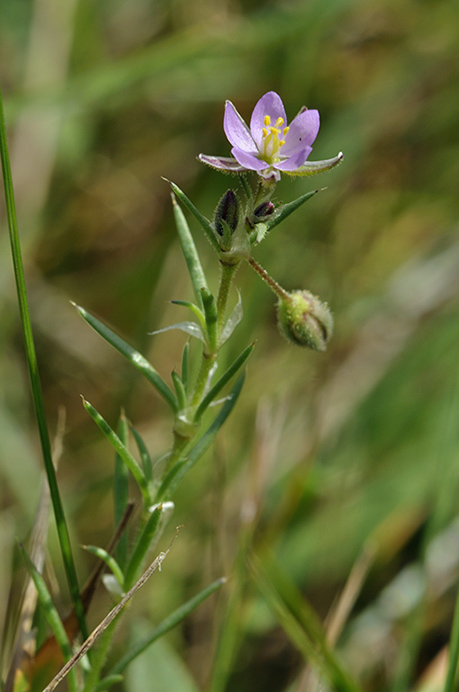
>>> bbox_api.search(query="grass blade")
[108,577,226,677]
[73,303,177,412]
[0,83,87,641]
[265,189,320,233]
[19,545,78,692]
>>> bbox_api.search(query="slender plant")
[1,88,343,692]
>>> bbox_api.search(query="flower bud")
[277,290,333,351]
[253,201,275,220]
[214,190,240,237]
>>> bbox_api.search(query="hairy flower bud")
[214,189,240,237]
[253,201,275,219]
[277,290,333,351]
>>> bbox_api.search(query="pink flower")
[199,91,342,181]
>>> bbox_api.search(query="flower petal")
[274,146,312,171]
[282,109,320,156]
[224,101,257,153]
[198,154,248,172]
[250,91,287,150]
[231,147,270,171]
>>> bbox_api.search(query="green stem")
[248,256,290,300]
[0,83,88,640]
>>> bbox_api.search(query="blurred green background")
[1,0,458,690]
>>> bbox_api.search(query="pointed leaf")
[108,577,226,677]
[171,300,206,330]
[166,179,220,253]
[219,291,243,346]
[202,288,218,353]
[156,373,245,500]
[171,194,209,309]
[150,321,205,343]
[194,342,255,422]
[83,546,124,588]
[73,303,177,412]
[130,423,153,483]
[82,398,150,505]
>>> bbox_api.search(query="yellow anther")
[275,117,284,127]
[279,140,285,147]
[262,127,268,137]
[283,126,289,136]
[264,115,271,126]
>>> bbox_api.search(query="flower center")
[261,115,290,164]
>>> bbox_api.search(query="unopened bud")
[214,190,240,237]
[253,201,275,220]
[277,290,333,351]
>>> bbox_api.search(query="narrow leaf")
[171,300,206,330]
[166,179,220,253]
[181,342,190,394]
[82,398,150,505]
[171,193,209,309]
[202,288,218,353]
[219,291,243,346]
[19,545,78,692]
[130,423,153,483]
[83,546,124,588]
[114,414,129,570]
[73,303,177,412]
[156,373,245,500]
[150,321,205,343]
[194,343,254,422]
[108,577,226,676]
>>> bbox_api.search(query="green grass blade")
[171,371,188,411]
[73,303,177,412]
[19,545,78,692]
[181,342,191,394]
[157,373,246,500]
[251,555,362,692]
[202,288,218,353]
[108,577,226,677]
[194,343,254,422]
[82,398,150,505]
[171,194,209,309]
[0,84,87,641]
[167,180,220,253]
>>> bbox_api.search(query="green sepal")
[82,398,150,505]
[265,190,320,233]
[72,303,177,412]
[171,193,209,309]
[194,342,254,422]
[281,152,343,177]
[165,179,220,253]
[156,373,245,501]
